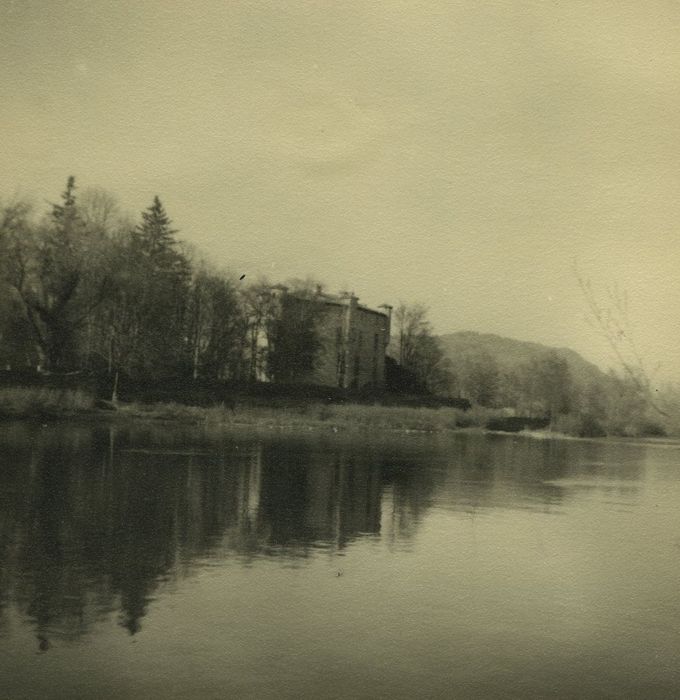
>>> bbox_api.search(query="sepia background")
[3,4,680,698]
[1,0,679,381]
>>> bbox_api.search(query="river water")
[1,421,679,699]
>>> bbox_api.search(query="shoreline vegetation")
[3,178,678,441]
[0,386,675,441]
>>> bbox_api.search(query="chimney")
[379,304,393,339]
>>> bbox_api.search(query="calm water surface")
[1,421,680,699]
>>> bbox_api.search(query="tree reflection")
[0,423,644,643]
[0,425,432,640]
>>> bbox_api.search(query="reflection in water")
[0,422,647,650]
[0,423,429,642]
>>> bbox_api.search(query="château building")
[258,287,392,390]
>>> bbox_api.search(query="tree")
[185,265,243,380]
[392,303,429,368]
[1,178,112,371]
[389,303,452,394]
[521,351,573,418]
[266,291,325,383]
[126,196,191,378]
[407,333,452,394]
[85,196,192,397]
[89,230,146,392]
[575,267,669,418]
[240,281,280,382]
[460,353,500,407]
[284,277,327,297]
[78,187,120,236]
[0,199,35,367]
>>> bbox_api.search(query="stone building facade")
[263,288,392,390]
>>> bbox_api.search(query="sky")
[2,0,680,382]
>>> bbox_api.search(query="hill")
[434,331,677,438]
[436,331,609,391]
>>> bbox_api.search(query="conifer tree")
[128,196,190,377]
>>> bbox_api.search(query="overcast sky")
[2,1,679,381]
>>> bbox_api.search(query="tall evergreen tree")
[50,176,78,232]
[127,196,190,378]
[135,196,178,259]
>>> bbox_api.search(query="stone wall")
[263,291,390,390]
[309,296,390,389]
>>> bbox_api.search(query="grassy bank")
[105,399,680,438]
[0,386,492,432]
[1,386,676,439]
[0,387,95,419]
[115,400,496,434]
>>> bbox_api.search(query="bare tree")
[185,263,242,380]
[574,264,668,418]
[240,280,279,382]
[78,187,120,235]
[2,178,117,371]
[392,303,429,367]
[460,352,500,407]
[389,302,451,394]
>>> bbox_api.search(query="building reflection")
[0,422,645,644]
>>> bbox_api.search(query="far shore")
[0,388,488,435]
[0,386,676,443]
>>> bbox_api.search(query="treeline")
[0,177,451,400]
[0,179,351,396]
[390,312,680,437]
[1,177,676,436]
[442,343,680,438]
[387,309,646,437]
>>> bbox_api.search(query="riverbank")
[0,386,95,418]
[0,386,492,433]
[115,399,490,433]
[0,386,675,440]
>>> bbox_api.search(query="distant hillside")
[437,331,608,387]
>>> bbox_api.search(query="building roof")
[284,289,391,319]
